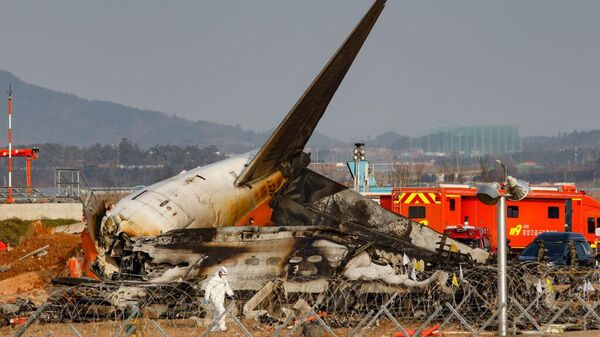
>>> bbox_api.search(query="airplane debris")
[83,0,490,285]
[0,245,50,273]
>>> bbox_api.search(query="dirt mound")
[0,226,82,282]
[0,271,50,304]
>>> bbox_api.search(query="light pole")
[353,143,365,192]
[476,160,529,336]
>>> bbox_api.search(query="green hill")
[0,70,340,152]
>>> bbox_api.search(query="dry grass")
[0,318,465,337]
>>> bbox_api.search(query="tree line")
[0,138,227,188]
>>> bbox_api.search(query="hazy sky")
[1,0,599,140]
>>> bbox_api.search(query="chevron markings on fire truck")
[393,192,442,205]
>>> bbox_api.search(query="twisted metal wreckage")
[88,0,487,288]
[83,0,487,292]
[3,0,597,331]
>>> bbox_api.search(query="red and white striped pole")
[7,83,13,204]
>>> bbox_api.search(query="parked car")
[517,232,595,267]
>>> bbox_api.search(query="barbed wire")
[3,263,600,336]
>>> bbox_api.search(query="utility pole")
[496,195,507,336]
[477,160,529,337]
[6,83,13,204]
[496,160,508,336]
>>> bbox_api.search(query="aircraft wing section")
[235,0,386,187]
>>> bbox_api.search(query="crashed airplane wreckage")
[84,0,489,293]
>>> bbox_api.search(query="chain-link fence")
[3,263,600,336]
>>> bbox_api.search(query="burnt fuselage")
[93,153,287,276]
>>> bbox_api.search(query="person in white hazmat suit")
[204,266,235,331]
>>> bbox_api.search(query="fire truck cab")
[444,222,491,251]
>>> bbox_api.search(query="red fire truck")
[442,223,491,251]
[387,184,600,252]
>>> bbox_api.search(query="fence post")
[283,310,313,337]
[347,310,374,337]
[272,313,295,337]
[444,302,476,336]
[381,306,410,337]
[111,308,140,337]
[440,288,473,329]
[69,324,84,337]
[13,302,50,337]
[199,302,236,337]
[541,301,573,333]
[230,314,255,337]
[577,294,600,331]
[307,308,337,337]
[509,292,544,334]
[475,303,506,337]
[150,319,170,337]
[124,325,137,337]
[413,306,443,337]
[509,297,542,332]
[356,292,399,337]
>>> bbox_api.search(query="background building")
[415,125,522,156]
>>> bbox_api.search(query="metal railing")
[0,187,52,203]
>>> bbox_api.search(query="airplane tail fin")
[235,0,386,187]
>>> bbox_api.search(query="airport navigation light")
[476,160,530,337]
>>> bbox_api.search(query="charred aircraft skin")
[271,169,489,263]
[91,168,488,286]
[93,153,300,276]
[97,224,469,291]
[87,0,489,286]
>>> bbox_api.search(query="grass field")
[0,218,80,246]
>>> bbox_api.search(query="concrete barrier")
[0,203,83,221]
